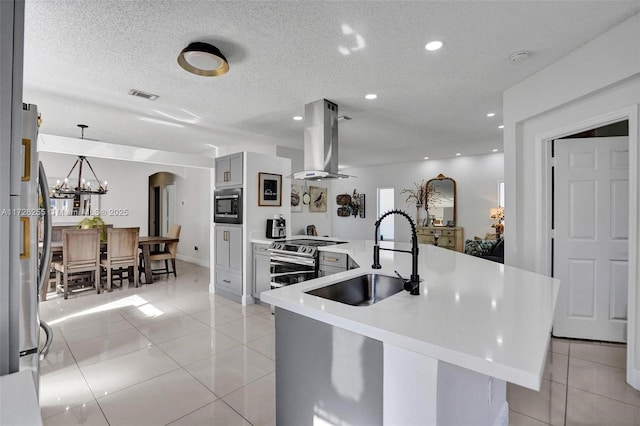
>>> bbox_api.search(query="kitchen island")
[261,239,560,426]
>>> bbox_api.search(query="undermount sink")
[306,274,405,306]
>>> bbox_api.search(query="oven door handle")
[269,249,315,259]
[270,270,316,278]
[270,255,317,267]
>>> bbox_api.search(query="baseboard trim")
[176,254,209,268]
[242,295,256,306]
[495,402,509,426]
[628,366,640,390]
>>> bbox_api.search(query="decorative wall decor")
[291,183,302,212]
[258,172,282,206]
[335,190,366,218]
[309,185,327,212]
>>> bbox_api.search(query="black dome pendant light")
[177,42,229,77]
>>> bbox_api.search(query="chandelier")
[50,124,108,199]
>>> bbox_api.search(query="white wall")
[277,146,333,236]
[39,151,212,267]
[503,14,640,388]
[242,152,291,303]
[331,154,504,243]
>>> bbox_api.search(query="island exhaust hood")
[292,99,351,180]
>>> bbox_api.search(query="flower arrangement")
[401,180,443,211]
[77,215,107,241]
[401,180,427,207]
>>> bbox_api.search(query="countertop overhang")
[260,239,560,391]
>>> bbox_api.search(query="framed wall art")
[291,183,302,212]
[309,185,327,212]
[258,172,282,206]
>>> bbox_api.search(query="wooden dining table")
[40,235,180,299]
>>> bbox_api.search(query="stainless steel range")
[269,239,346,288]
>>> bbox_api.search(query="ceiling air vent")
[128,89,159,101]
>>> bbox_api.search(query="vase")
[415,204,423,226]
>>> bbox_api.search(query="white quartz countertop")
[261,239,560,390]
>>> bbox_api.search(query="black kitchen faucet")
[372,210,421,295]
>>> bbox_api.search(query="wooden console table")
[416,226,464,252]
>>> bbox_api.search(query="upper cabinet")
[215,153,243,187]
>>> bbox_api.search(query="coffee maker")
[266,215,286,239]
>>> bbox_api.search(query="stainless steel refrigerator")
[1,0,52,409]
[3,102,53,393]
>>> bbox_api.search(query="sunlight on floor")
[48,295,163,326]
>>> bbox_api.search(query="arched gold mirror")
[425,174,456,226]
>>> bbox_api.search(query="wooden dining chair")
[101,227,140,291]
[53,228,101,299]
[148,224,181,278]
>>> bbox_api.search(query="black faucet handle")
[372,244,382,269]
[405,275,420,295]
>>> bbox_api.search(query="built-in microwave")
[214,188,242,224]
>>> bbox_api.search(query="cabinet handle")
[324,257,339,262]
[223,279,231,283]
[22,138,31,181]
[20,217,30,259]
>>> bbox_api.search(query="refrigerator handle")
[37,161,52,296]
[39,320,53,360]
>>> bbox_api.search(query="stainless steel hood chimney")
[293,99,350,180]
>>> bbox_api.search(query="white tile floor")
[39,261,640,425]
[508,339,640,426]
[39,261,275,426]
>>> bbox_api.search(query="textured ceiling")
[23,1,639,168]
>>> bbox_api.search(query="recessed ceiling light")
[423,156,429,160]
[492,149,498,152]
[425,41,443,51]
[365,94,377,100]
[455,153,461,156]
[486,113,495,117]
[498,125,504,129]
[293,116,303,121]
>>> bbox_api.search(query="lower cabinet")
[252,243,271,300]
[215,269,242,298]
[318,251,359,277]
[215,224,243,300]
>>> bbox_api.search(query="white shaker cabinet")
[252,243,271,300]
[215,152,243,187]
[215,225,242,297]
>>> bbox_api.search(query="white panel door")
[553,137,628,342]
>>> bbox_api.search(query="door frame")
[536,104,638,386]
